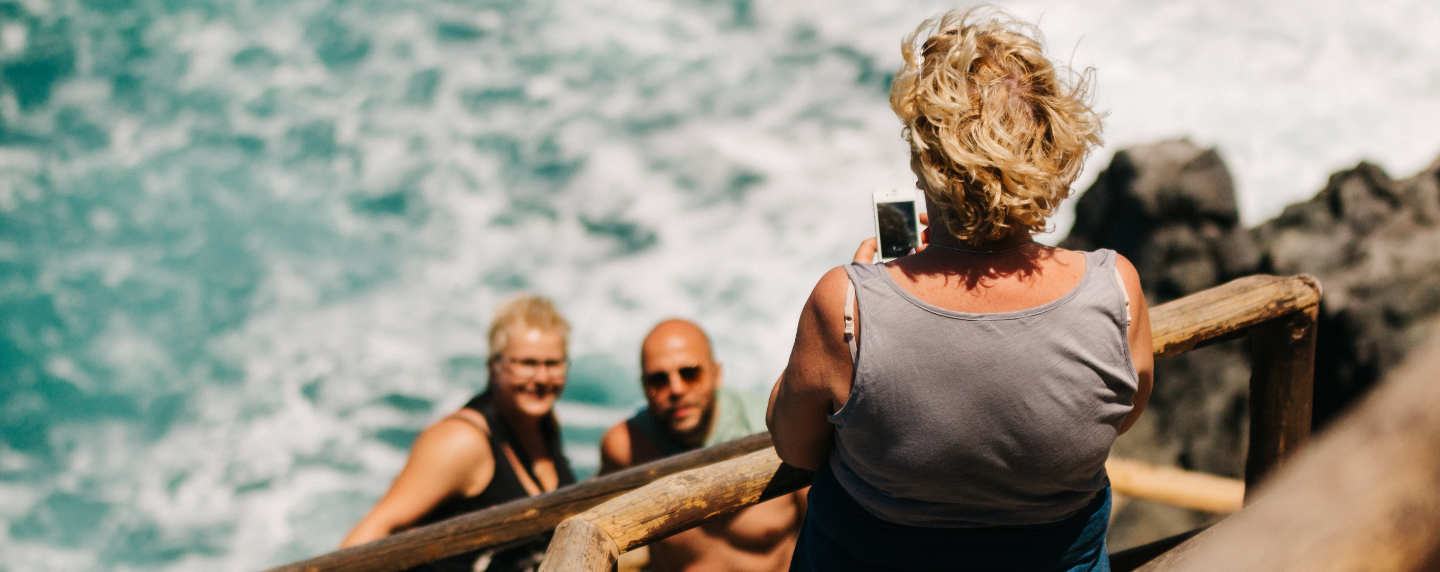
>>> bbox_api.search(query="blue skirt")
[790,464,1110,572]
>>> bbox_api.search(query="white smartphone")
[871,187,921,263]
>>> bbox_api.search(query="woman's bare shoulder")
[1038,245,1089,266]
[810,266,850,310]
[413,412,493,466]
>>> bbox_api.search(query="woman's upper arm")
[341,419,494,547]
[768,266,852,471]
[1115,254,1153,435]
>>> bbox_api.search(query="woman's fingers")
[917,212,930,251]
[853,238,877,264]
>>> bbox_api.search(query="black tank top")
[408,392,576,572]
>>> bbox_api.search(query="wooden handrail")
[264,433,771,572]
[263,439,1242,572]
[1148,274,1319,359]
[538,274,1322,571]
[1134,330,1440,572]
[1106,459,1243,514]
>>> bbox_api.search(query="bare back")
[885,245,1088,314]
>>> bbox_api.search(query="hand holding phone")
[871,188,922,263]
[852,211,930,263]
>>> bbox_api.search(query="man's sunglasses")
[642,366,704,388]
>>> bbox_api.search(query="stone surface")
[1063,139,1440,550]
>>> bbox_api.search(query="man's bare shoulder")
[599,421,634,474]
[599,419,664,474]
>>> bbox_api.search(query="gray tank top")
[830,249,1138,527]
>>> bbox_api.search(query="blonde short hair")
[889,6,1103,242]
[487,294,570,359]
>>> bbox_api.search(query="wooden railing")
[265,434,773,572]
[1129,329,1440,572]
[537,274,1323,571]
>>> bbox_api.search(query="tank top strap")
[471,393,575,489]
[466,393,549,491]
[446,413,490,438]
[1081,249,1132,326]
[842,263,888,363]
[1088,248,1116,270]
[844,278,857,363]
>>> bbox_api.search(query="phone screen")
[876,200,918,260]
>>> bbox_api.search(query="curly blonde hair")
[890,7,1103,242]
[487,294,570,359]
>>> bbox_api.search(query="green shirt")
[627,387,769,456]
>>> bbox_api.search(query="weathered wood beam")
[1106,458,1244,514]
[264,433,771,572]
[536,451,1246,571]
[1136,331,1440,572]
[1109,527,1209,572]
[535,519,617,572]
[1149,274,1320,359]
[570,447,814,553]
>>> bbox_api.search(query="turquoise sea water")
[2,0,1438,569]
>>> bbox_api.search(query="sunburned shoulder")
[1112,252,1147,302]
[1113,252,1141,280]
[805,266,851,322]
[412,415,492,465]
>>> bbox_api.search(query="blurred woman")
[343,295,575,572]
[768,7,1153,571]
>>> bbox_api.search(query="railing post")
[1244,303,1318,497]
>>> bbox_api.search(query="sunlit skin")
[600,320,807,572]
[340,327,567,548]
[768,175,1154,472]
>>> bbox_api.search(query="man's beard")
[662,398,716,446]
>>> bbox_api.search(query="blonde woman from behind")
[768,7,1153,571]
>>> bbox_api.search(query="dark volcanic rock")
[1063,139,1440,549]
[1258,156,1440,426]
[1066,139,1261,298]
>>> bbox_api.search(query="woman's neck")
[926,224,1033,254]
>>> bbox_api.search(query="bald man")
[600,319,806,572]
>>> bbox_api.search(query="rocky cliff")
[1063,139,1440,548]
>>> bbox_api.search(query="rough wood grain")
[1136,331,1440,572]
[573,448,814,553]
[1244,305,1317,494]
[1108,527,1209,572]
[264,433,771,572]
[1107,458,1244,514]
[1149,274,1320,359]
[535,519,617,572]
